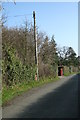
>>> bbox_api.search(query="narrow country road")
[3,74,79,118]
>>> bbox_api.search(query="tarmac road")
[2,74,79,118]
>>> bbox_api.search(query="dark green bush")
[2,44,36,87]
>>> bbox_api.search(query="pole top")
[33,11,35,18]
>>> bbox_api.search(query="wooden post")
[33,11,39,81]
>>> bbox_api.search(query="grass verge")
[2,72,78,106]
[64,72,78,76]
[2,76,59,106]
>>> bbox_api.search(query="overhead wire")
[7,14,32,18]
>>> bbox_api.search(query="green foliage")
[58,46,79,69]
[39,35,58,78]
[2,44,36,86]
[2,20,79,106]
[2,22,78,89]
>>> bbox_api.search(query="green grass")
[2,76,59,106]
[64,71,78,76]
[2,71,78,106]
[2,71,79,106]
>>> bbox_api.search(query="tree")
[57,47,64,66]
[40,36,49,64]
[49,35,58,65]
[57,46,77,67]
[66,47,76,66]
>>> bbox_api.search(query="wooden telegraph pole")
[33,11,39,81]
[33,11,37,64]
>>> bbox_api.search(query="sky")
[3,2,78,56]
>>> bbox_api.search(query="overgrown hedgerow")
[2,44,36,86]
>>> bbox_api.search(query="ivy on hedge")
[2,44,36,86]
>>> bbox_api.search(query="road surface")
[3,74,79,118]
